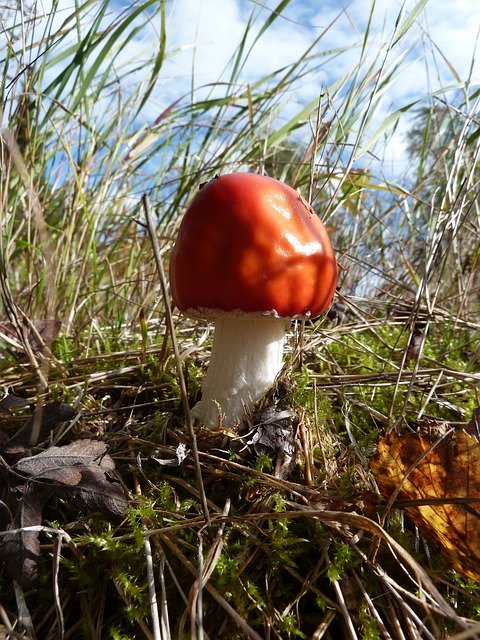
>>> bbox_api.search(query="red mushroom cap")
[169,173,337,319]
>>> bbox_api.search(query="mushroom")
[169,173,337,430]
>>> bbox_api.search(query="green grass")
[1,1,480,638]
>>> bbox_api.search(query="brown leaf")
[371,428,480,580]
[13,439,129,517]
[14,439,113,476]
[5,401,78,450]
[405,323,426,364]
[0,319,61,351]
[0,439,129,586]
[249,405,297,456]
[466,407,480,439]
[0,394,30,414]
[64,465,129,517]
[0,483,42,588]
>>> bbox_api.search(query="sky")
[3,0,480,178]
[158,0,480,174]
[163,0,480,91]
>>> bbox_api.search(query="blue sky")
[154,0,480,173]
[161,0,480,90]
[2,0,479,178]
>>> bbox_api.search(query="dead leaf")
[0,439,129,586]
[371,427,480,581]
[0,319,61,351]
[14,439,113,475]
[247,404,298,480]
[13,439,129,516]
[0,393,30,414]
[5,401,78,449]
[0,486,42,588]
[249,405,296,456]
[466,407,480,439]
[405,322,426,364]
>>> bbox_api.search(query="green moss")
[108,629,132,640]
[255,453,274,473]
[279,612,307,638]
[267,514,310,571]
[359,604,382,640]
[327,542,359,582]
[290,367,317,412]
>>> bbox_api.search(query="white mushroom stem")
[191,316,289,430]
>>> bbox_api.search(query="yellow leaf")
[371,429,480,581]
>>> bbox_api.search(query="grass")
[1,1,480,638]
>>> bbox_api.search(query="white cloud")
[165,0,244,82]
[3,0,479,176]
[160,1,478,104]
[153,0,480,177]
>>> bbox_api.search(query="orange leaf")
[371,429,480,581]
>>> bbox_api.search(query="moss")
[279,612,307,638]
[327,541,359,582]
[359,604,382,640]
[255,453,274,473]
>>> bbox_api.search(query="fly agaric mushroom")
[169,172,337,429]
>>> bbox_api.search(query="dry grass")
[1,1,480,638]
[1,296,479,638]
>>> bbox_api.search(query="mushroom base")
[191,316,289,430]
